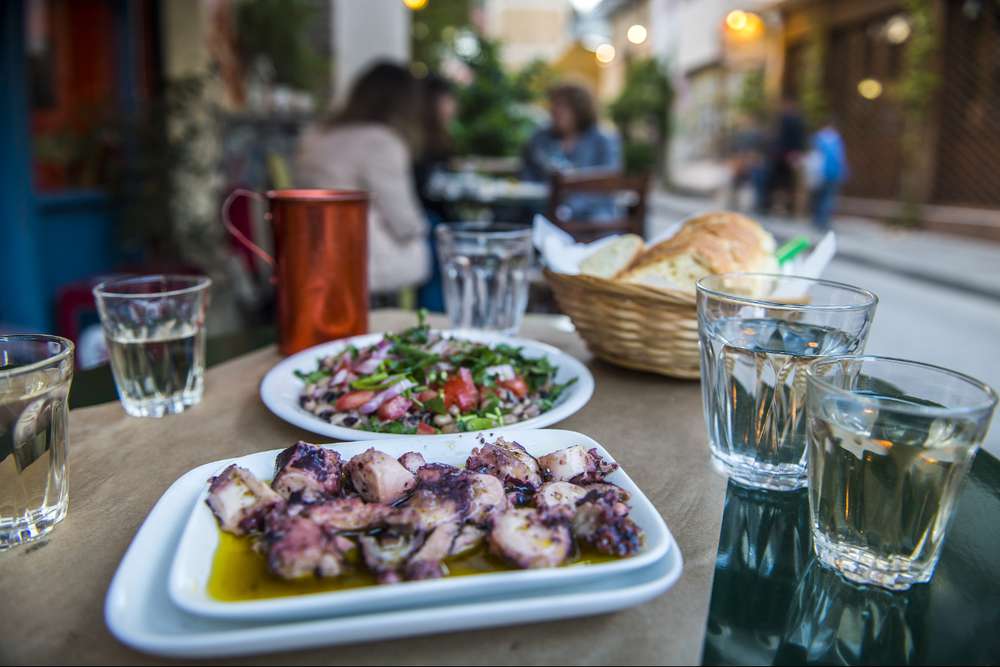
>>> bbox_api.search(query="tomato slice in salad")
[377,395,413,421]
[499,375,529,399]
[444,367,480,413]
[335,390,375,411]
[417,389,439,403]
[416,422,437,435]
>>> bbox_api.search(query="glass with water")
[436,223,532,334]
[93,275,211,417]
[0,335,74,549]
[696,274,877,490]
[806,356,997,590]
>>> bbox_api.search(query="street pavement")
[650,191,1000,456]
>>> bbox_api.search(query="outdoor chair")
[547,170,650,243]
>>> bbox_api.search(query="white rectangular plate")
[168,430,673,621]
[105,457,682,659]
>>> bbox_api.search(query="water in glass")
[697,274,877,491]
[94,275,211,418]
[0,336,73,550]
[806,357,996,589]
[437,224,531,334]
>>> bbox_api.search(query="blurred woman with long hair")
[295,62,430,295]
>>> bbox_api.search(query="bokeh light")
[726,10,748,32]
[595,43,616,64]
[402,0,428,11]
[858,78,883,100]
[627,24,648,45]
[886,15,912,44]
[725,10,764,40]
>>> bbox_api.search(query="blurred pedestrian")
[806,116,848,232]
[726,113,767,211]
[522,83,622,221]
[760,96,806,215]
[294,62,430,296]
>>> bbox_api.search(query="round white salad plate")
[260,330,595,441]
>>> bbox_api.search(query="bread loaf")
[578,234,645,279]
[618,212,777,292]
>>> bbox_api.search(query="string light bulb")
[627,24,647,45]
[595,43,616,64]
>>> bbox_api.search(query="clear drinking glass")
[805,356,997,590]
[696,274,878,491]
[93,275,211,417]
[0,335,74,549]
[436,222,533,334]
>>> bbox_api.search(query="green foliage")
[898,0,939,117]
[452,36,537,157]
[608,58,673,174]
[799,35,829,129]
[235,0,329,98]
[897,0,940,225]
[512,59,560,102]
[411,0,473,71]
[105,76,217,261]
[735,68,767,122]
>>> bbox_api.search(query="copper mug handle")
[221,188,275,267]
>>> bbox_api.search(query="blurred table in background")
[424,170,548,224]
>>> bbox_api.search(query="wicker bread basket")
[544,268,701,379]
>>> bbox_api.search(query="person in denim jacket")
[522,84,622,222]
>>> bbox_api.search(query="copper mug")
[222,188,369,355]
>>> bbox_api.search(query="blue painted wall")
[0,0,48,332]
[0,1,123,333]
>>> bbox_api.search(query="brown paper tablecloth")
[1,310,726,665]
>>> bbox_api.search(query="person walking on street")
[806,117,848,232]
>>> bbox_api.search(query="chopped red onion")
[359,379,416,415]
[353,357,381,375]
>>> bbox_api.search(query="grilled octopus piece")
[450,524,486,557]
[391,464,472,531]
[264,512,345,579]
[404,521,462,580]
[206,464,284,535]
[358,531,422,584]
[467,473,508,524]
[346,448,417,504]
[581,482,630,503]
[572,489,642,557]
[534,481,588,515]
[466,437,542,505]
[538,445,618,484]
[272,441,344,503]
[398,451,426,475]
[303,496,392,532]
[489,508,573,568]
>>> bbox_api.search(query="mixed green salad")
[296,312,576,434]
